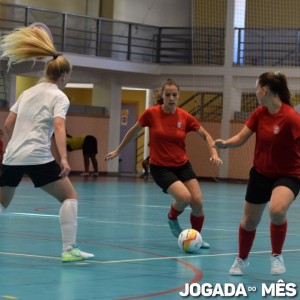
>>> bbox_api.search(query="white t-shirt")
[3,82,70,165]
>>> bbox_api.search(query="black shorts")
[83,135,98,155]
[150,161,197,193]
[0,160,62,188]
[245,167,300,204]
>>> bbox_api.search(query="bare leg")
[90,154,98,173]
[0,186,17,209]
[83,154,90,173]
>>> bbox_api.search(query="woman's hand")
[59,158,71,178]
[105,150,119,161]
[209,155,223,166]
[214,139,227,149]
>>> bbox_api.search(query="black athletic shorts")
[82,135,98,155]
[150,161,197,193]
[245,167,300,204]
[0,160,62,188]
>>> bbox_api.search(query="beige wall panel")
[2,0,89,15]
[246,0,300,28]
[192,0,226,27]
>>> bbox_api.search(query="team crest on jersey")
[177,122,183,128]
[273,125,280,134]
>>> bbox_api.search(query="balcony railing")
[1,3,300,67]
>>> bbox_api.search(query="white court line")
[1,249,300,264]
[4,212,300,235]
[2,212,239,232]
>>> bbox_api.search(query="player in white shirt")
[0,25,94,262]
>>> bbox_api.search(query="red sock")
[190,214,204,232]
[270,221,287,255]
[239,224,256,260]
[168,205,183,220]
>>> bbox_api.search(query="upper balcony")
[1,2,300,68]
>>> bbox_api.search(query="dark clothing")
[0,160,62,187]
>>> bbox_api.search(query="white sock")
[0,204,5,214]
[59,199,78,252]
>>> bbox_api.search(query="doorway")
[119,103,137,174]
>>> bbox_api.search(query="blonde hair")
[1,26,71,81]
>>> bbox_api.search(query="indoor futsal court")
[1,175,299,300]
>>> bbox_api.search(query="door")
[119,103,137,174]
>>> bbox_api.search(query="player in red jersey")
[214,71,300,275]
[105,79,222,248]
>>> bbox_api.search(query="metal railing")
[0,2,194,64]
[234,28,300,66]
[2,3,300,67]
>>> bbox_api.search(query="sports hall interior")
[1,1,300,299]
[1,0,299,181]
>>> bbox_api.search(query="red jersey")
[246,103,300,178]
[138,105,200,167]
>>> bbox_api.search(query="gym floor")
[1,176,299,300]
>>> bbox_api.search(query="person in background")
[105,79,222,248]
[140,156,150,179]
[0,25,94,262]
[214,71,300,275]
[66,133,99,176]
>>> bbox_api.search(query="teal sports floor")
[0,176,299,300]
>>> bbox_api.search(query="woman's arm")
[4,112,17,140]
[195,126,223,165]
[105,121,143,161]
[214,126,253,149]
[53,116,70,177]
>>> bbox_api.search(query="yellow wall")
[192,0,226,27]
[64,88,92,105]
[121,89,146,118]
[16,76,38,99]
[16,76,93,105]
[246,0,300,28]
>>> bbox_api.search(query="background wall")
[246,0,300,28]
[113,0,191,26]
[1,0,89,15]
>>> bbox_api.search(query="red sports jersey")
[138,105,200,167]
[246,103,300,178]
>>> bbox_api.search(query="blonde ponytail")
[1,26,71,81]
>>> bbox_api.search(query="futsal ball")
[178,229,202,253]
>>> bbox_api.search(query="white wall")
[113,0,191,26]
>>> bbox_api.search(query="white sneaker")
[78,249,95,260]
[80,172,89,177]
[229,257,249,275]
[271,254,286,275]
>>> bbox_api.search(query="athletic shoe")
[200,240,210,249]
[80,172,89,177]
[271,254,286,275]
[229,257,249,275]
[166,215,182,238]
[61,248,95,263]
[91,172,99,177]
